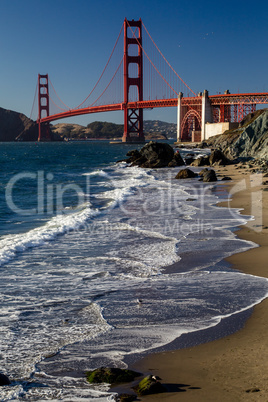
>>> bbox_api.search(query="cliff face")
[205,109,268,161]
[0,107,38,141]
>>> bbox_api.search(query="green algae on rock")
[86,367,141,385]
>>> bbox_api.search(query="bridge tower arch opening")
[122,18,145,142]
[38,74,51,141]
[181,109,202,142]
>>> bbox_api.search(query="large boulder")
[121,142,177,168]
[139,141,174,168]
[175,168,197,179]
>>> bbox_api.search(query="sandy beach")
[132,163,268,401]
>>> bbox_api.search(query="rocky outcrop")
[0,107,39,141]
[204,109,268,161]
[123,141,181,168]
[86,367,141,385]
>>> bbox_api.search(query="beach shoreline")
[129,163,268,401]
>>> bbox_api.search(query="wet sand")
[132,164,268,401]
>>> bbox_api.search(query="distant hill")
[51,120,177,140]
[0,105,176,141]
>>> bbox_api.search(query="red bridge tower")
[122,18,145,142]
[38,74,51,141]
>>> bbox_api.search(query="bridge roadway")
[39,92,268,124]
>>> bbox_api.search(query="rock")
[202,169,217,182]
[209,150,231,166]
[184,156,195,165]
[139,141,174,168]
[168,151,185,167]
[134,375,166,396]
[231,110,268,160]
[199,168,209,177]
[190,156,210,167]
[175,168,197,179]
[123,150,145,165]
[245,387,260,393]
[221,176,232,181]
[0,373,11,386]
[203,109,268,161]
[126,149,141,158]
[121,141,175,168]
[116,394,137,402]
[86,367,141,385]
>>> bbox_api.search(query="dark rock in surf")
[168,151,185,167]
[175,168,197,179]
[184,156,195,165]
[139,141,174,168]
[0,373,11,386]
[199,168,209,177]
[202,169,217,182]
[190,155,210,167]
[120,141,178,168]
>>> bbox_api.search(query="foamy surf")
[1,142,268,401]
[0,204,100,267]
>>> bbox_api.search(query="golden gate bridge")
[33,18,268,143]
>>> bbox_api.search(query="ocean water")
[0,141,267,401]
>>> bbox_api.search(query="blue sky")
[1,0,268,126]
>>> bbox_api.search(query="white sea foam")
[82,169,108,177]
[0,204,100,267]
[1,154,268,401]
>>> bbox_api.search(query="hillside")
[0,105,176,142]
[51,120,176,140]
[0,107,39,141]
[204,108,268,160]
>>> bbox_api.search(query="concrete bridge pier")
[201,90,213,141]
[176,92,183,142]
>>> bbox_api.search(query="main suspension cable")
[142,22,196,96]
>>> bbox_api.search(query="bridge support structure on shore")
[176,90,261,143]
